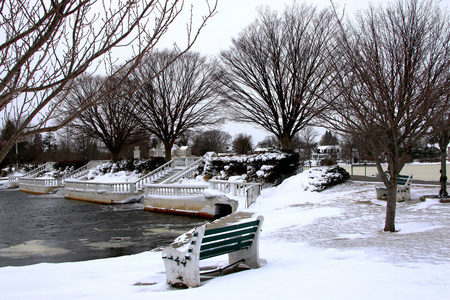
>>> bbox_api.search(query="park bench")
[375,174,413,202]
[162,215,264,288]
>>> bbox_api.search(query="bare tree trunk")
[440,149,448,197]
[280,133,292,152]
[164,141,173,163]
[384,183,398,232]
[111,150,121,162]
[375,157,398,232]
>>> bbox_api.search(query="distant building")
[148,143,191,158]
[177,145,191,157]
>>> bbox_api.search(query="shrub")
[96,158,166,174]
[320,158,336,166]
[204,152,299,185]
[54,160,88,171]
[308,166,350,192]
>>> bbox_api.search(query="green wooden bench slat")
[202,227,257,244]
[200,234,255,251]
[204,220,260,236]
[200,241,253,260]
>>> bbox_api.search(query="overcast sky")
[159,0,450,56]
[156,0,450,144]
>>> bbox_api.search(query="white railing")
[160,158,203,184]
[65,180,135,194]
[8,175,20,184]
[24,162,54,178]
[134,157,202,191]
[62,160,109,183]
[208,180,261,198]
[145,179,261,207]
[10,162,54,185]
[19,177,62,188]
[145,183,208,197]
[17,161,110,190]
[245,183,262,209]
[63,157,201,197]
[172,157,201,168]
[133,159,176,191]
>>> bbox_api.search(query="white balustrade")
[19,177,62,187]
[145,183,208,197]
[65,180,134,194]
[17,157,264,208]
[160,158,203,184]
[208,180,261,198]
[10,162,54,187]
[63,161,105,182]
[24,162,54,178]
[145,179,261,207]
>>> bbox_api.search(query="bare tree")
[64,75,147,161]
[132,50,222,161]
[191,130,231,156]
[319,130,339,146]
[429,102,450,197]
[0,0,217,164]
[297,126,319,162]
[218,3,336,151]
[256,135,280,150]
[326,0,450,231]
[232,133,253,154]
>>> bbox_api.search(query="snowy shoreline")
[1,171,449,299]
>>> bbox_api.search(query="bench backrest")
[199,219,261,260]
[397,174,412,186]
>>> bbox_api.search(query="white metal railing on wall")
[245,183,262,209]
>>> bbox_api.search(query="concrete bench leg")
[162,226,205,288]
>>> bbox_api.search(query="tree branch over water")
[0,0,218,164]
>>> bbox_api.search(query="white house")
[311,145,340,162]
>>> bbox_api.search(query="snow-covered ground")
[1,170,449,300]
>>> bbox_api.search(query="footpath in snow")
[0,169,449,300]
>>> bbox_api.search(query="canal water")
[0,190,206,267]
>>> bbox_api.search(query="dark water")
[0,189,206,267]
